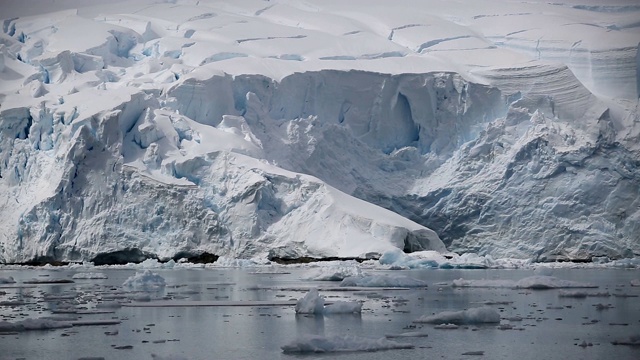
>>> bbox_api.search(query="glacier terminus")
[0,0,639,265]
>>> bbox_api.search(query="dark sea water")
[1,266,639,360]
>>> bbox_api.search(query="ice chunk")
[295,288,362,314]
[452,279,515,288]
[72,272,108,279]
[308,261,363,281]
[122,270,166,290]
[434,323,460,329]
[323,301,362,314]
[340,275,426,287]
[295,288,325,314]
[281,334,414,353]
[0,276,16,284]
[379,248,441,269]
[414,307,501,324]
[514,276,597,289]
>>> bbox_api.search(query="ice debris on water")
[281,334,414,353]
[414,307,501,324]
[123,270,166,290]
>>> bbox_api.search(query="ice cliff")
[0,0,638,264]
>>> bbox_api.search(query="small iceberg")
[340,275,426,288]
[123,270,166,290]
[295,288,362,315]
[414,306,501,325]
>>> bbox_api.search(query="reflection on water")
[0,267,639,360]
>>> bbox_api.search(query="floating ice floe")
[307,261,363,281]
[0,318,72,331]
[1,319,72,331]
[340,275,426,288]
[0,276,16,284]
[211,256,265,267]
[281,334,414,353]
[295,288,362,315]
[151,354,189,360]
[452,276,597,289]
[514,276,597,289]
[433,323,460,329]
[378,249,527,270]
[414,306,501,324]
[558,290,610,298]
[385,331,429,338]
[611,335,640,346]
[71,272,108,279]
[123,270,166,290]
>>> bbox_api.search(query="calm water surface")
[1,267,639,360]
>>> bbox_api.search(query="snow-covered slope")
[0,0,638,263]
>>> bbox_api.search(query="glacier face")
[0,0,639,263]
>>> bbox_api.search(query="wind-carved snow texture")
[0,0,639,264]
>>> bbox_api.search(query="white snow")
[122,270,166,290]
[0,0,638,264]
[414,306,501,324]
[281,334,413,353]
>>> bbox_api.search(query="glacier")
[0,0,638,264]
